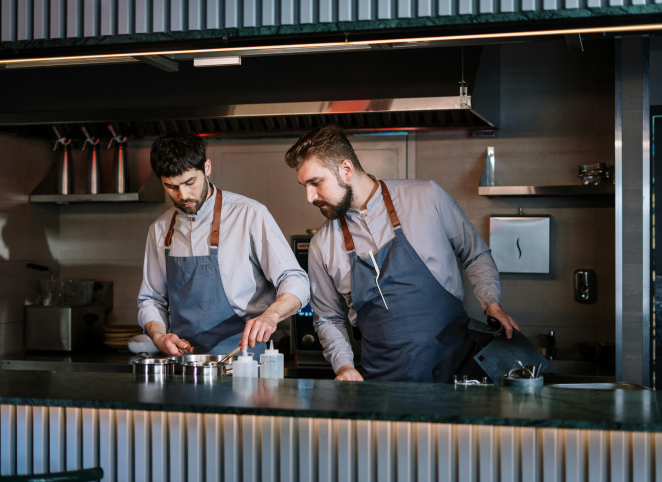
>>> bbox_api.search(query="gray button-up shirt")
[138,185,310,331]
[309,179,501,371]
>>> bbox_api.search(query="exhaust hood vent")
[0,97,495,140]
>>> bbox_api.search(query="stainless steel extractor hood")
[0,96,495,140]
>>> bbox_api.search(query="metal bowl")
[133,358,175,375]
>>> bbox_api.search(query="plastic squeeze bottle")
[260,340,284,379]
[233,348,258,378]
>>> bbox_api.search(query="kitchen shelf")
[29,170,165,204]
[478,185,615,197]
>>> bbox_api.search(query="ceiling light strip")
[1,22,660,65]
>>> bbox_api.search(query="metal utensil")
[368,250,388,310]
[507,360,534,379]
[219,346,242,365]
[133,357,175,375]
[182,361,224,378]
[82,126,103,195]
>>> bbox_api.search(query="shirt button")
[363,213,368,218]
[191,218,196,222]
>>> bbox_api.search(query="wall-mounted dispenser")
[574,269,596,303]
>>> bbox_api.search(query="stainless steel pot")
[181,361,226,379]
[133,358,175,375]
[165,354,236,374]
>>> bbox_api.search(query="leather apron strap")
[164,188,223,248]
[339,180,399,252]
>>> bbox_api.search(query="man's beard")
[313,183,353,220]
[175,178,209,215]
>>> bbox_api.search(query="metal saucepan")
[133,357,175,375]
[181,361,228,380]
[165,347,242,374]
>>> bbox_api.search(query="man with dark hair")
[138,132,309,356]
[285,125,518,382]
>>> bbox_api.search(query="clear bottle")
[260,340,284,379]
[232,348,258,378]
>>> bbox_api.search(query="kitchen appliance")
[25,304,105,351]
[574,269,596,303]
[289,232,362,368]
[52,126,74,195]
[81,126,103,194]
[108,125,130,194]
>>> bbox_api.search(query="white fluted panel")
[318,418,335,482]
[82,408,99,470]
[1,405,661,482]
[499,426,519,482]
[134,411,150,482]
[48,407,65,474]
[15,406,31,475]
[98,409,116,482]
[32,407,48,475]
[151,412,168,482]
[299,417,317,482]
[356,420,374,482]
[437,424,455,482]
[588,430,608,482]
[395,422,414,482]
[1,405,17,476]
[169,412,186,482]
[520,427,540,482]
[243,415,261,482]
[187,413,203,482]
[336,419,354,482]
[223,414,240,481]
[66,407,83,472]
[478,425,497,482]
[262,416,279,482]
[205,414,222,482]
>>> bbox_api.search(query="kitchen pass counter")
[0,369,660,432]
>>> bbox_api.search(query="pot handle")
[138,352,152,359]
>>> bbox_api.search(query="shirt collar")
[347,176,382,215]
[175,183,216,217]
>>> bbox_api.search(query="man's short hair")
[284,125,364,174]
[150,132,206,179]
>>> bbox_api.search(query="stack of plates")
[103,325,143,351]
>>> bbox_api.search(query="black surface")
[0,370,661,431]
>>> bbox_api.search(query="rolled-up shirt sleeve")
[137,224,170,331]
[250,205,310,309]
[429,181,501,311]
[309,241,355,371]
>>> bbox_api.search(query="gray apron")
[164,188,265,356]
[339,181,481,383]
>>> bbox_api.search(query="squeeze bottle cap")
[263,340,279,356]
[235,347,254,363]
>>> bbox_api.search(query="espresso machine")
[290,231,362,368]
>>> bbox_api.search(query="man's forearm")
[262,293,302,323]
[145,321,167,339]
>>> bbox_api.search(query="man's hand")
[335,364,364,381]
[240,312,279,349]
[485,303,520,339]
[238,293,302,350]
[151,332,193,356]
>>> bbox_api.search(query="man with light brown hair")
[285,125,518,382]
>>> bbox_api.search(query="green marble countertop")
[1,370,660,432]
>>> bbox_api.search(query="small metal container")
[499,376,544,388]
[182,361,225,379]
[133,358,175,375]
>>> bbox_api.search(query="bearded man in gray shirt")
[138,132,309,356]
[285,125,519,382]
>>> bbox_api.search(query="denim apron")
[339,181,480,383]
[164,188,264,356]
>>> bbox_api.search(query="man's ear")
[339,159,354,182]
[205,159,212,177]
